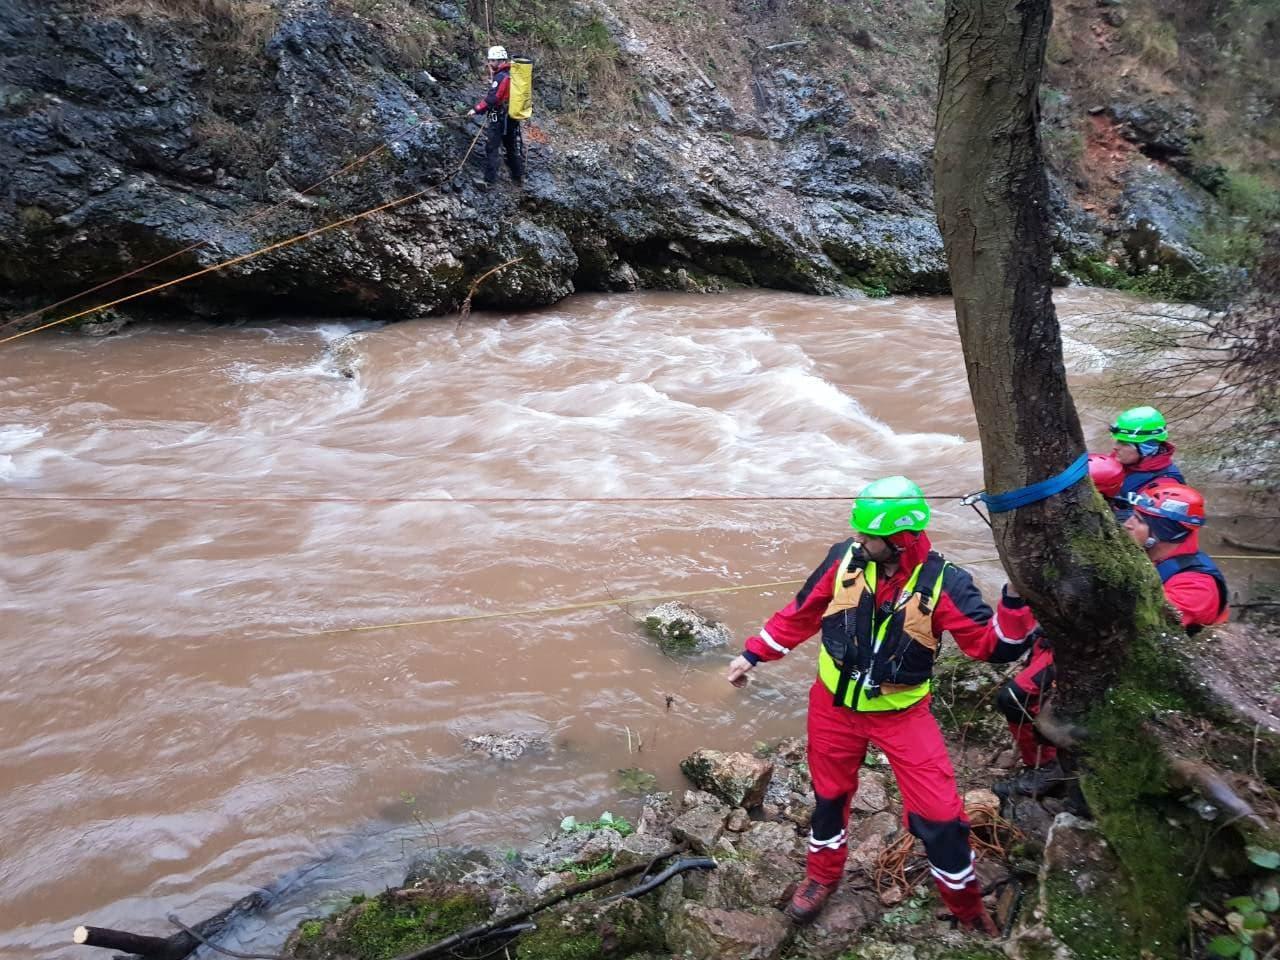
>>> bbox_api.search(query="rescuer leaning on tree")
[726,476,1037,935]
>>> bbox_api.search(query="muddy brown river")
[0,289,1258,957]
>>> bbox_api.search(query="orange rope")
[0,127,483,348]
[0,140,399,335]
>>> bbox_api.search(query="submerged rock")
[462,732,550,760]
[642,602,734,654]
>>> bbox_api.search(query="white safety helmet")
[487,45,508,61]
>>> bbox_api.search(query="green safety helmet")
[850,476,931,536]
[1110,406,1168,444]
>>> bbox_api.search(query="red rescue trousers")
[996,644,1057,768]
[805,681,985,922]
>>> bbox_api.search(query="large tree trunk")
[933,2,1204,955]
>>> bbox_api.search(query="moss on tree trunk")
[933,1,1215,954]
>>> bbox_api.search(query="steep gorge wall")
[0,0,1273,325]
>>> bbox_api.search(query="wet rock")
[532,870,576,896]
[525,826,624,873]
[878,884,906,906]
[1027,812,1138,958]
[670,801,729,854]
[72,308,131,337]
[735,820,804,860]
[1003,795,1056,847]
[462,732,550,760]
[323,334,364,379]
[850,809,899,844]
[680,749,774,809]
[666,901,791,960]
[286,882,490,960]
[711,852,795,910]
[1116,164,1215,275]
[791,885,877,959]
[643,602,734,654]
[847,810,899,874]
[852,771,890,813]
[617,831,675,863]
[518,897,663,959]
[636,791,676,836]
[1110,99,1201,164]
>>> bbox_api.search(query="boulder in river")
[462,732,550,760]
[642,602,734,654]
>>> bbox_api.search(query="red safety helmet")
[1087,453,1124,499]
[1128,483,1206,530]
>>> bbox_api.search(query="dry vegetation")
[90,0,280,50]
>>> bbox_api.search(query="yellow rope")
[305,552,1274,637]
[309,578,810,636]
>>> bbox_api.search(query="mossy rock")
[515,897,662,959]
[641,602,732,655]
[286,883,490,960]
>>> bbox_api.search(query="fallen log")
[72,890,269,960]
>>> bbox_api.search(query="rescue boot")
[957,907,1001,938]
[783,878,839,924]
[994,758,1066,800]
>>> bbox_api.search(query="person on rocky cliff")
[725,476,1038,935]
[1109,405,1184,516]
[467,45,525,188]
[994,475,1230,800]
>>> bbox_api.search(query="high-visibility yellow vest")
[817,547,946,711]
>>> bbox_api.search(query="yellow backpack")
[508,58,534,121]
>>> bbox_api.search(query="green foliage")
[558,811,634,837]
[291,889,489,960]
[1068,254,1220,303]
[879,887,932,925]
[1204,863,1279,959]
[643,615,697,653]
[495,0,622,114]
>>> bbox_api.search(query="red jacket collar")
[1129,442,1177,475]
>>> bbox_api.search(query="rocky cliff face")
[0,0,1272,326]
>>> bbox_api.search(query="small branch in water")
[458,257,523,323]
[72,892,268,960]
[166,916,284,960]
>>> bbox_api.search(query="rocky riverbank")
[280,733,1104,960]
[3,0,1269,329]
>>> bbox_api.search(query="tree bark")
[934,2,1203,955]
[933,0,1174,717]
